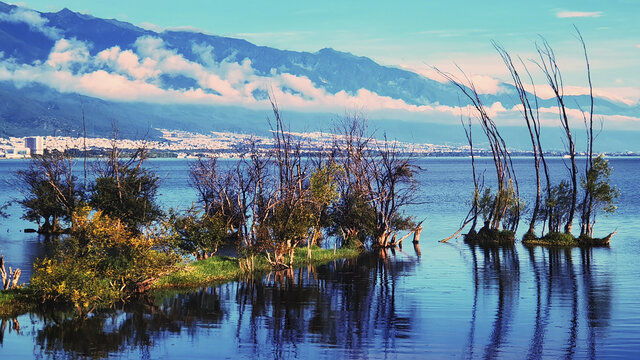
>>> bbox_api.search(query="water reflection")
[466,244,520,360]
[233,253,417,359]
[0,318,20,345]
[523,246,611,360]
[28,286,226,359]
[0,244,618,359]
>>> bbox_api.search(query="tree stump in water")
[413,226,423,244]
[0,256,19,290]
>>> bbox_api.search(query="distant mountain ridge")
[0,2,638,152]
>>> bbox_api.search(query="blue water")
[1,157,639,359]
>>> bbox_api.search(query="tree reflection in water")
[32,286,226,359]
[465,243,520,360]
[524,246,611,360]
[234,251,417,359]
[462,244,612,360]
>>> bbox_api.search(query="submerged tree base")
[463,227,515,246]
[522,231,615,247]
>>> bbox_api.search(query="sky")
[11,0,639,105]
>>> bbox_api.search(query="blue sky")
[7,0,640,106]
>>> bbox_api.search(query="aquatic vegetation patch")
[463,227,515,246]
[522,231,614,247]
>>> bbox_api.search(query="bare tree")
[263,95,315,267]
[441,109,482,242]
[575,27,597,238]
[533,37,578,234]
[435,66,520,234]
[494,41,545,236]
[332,114,420,248]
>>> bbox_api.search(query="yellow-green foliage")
[310,163,342,207]
[29,207,177,313]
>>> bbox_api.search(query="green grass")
[153,255,244,289]
[153,246,360,290]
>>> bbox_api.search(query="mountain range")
[0,2,638,151]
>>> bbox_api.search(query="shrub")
[166,208,228,260]
[30,207,176,314]
[541,232,576,246]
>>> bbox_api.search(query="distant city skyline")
[13,0,640,105]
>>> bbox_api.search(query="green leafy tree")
[15,152,83,234]
[308,162,342,245]
[90,147,162,232]
[542,181,573,234]
[329,191,376,248]
[580,155,619,237]
[166,208,228,260]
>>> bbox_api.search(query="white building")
[4,147,31,158]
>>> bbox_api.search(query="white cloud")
[138,22,212,35]
[137,22,163,33]
[0,8,61,39]
[399,64,508,95]
[557,11,602,18]
[46,38,90,69]
[96,46,159,80]
[470,74,508,95]
[636,44,640,49]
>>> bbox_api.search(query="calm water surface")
[1,157,639,359]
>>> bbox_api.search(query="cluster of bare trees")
[442,29,618,242]
[330,115,422,248]
[186,99,422,268]
[436,67,521,241]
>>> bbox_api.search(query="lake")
[1,157,639,359]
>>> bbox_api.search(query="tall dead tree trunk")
[576,27,596,237]
[494,42,542,236]
[535,38,578,234]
